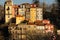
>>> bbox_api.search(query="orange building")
[12,5,18,16]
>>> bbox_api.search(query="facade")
[8,24,37,40]
[13,5,18,16]
[18,6,25,16]
[16,15,25,24]
[19,3,30,21]
[36,8,43,20]
[8,23,54,40]
[4,0,43,24]
[57,30,60,35]
[20,4,26,16]
[25,8,30,21]
[45,24,54,33]
[4,0,13,23]
[29,4,37,22]
[25,3,30,21]
[4,0,55,40]
[42,19,50,24]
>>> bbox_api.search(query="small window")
[28,26,30,28]
[8,15,10,18]
[23,28,27,30]
[34,26,36,28]
[20,28,22,30]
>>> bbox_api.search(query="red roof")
[42,19,50,24]
[13,5,18,8]
[35,20,42,23]
[28,22,35,25]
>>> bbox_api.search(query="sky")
[0,0,56,5]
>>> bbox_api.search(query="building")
[36,8,43,20]
[19,3,30,21]
[20,4,26,16]
[4,0,13,23]
[4,0,56,40]
[25,3,30,21]
[13,5,18,16]
[45,24,54,33]
[8,24,37,40]
[18,5,25,16]
[29,4,37,22]
[4,0,43,24]
[16,15,25,24]
[42,19,50,24]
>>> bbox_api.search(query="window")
[28,26,30,28]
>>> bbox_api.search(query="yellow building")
[29,4,37,22]
[4,0,13,23]
[16,15,25,24]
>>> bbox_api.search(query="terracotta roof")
[36,24,44,26]
[28,22,35,25]
[42,19,50,24]
[35,20,42,23]
[13,5,18,8]
[45,24,54,26]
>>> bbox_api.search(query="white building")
[18,7,25,16]
[36,8,43,21]
[19,3,30,20]
[20,4,26,16]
